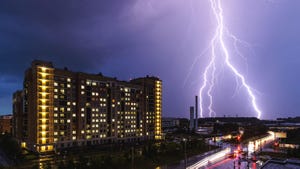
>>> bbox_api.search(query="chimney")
[195,96,198,130]
[190,106,195,130]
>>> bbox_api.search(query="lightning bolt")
[199,0,262,119]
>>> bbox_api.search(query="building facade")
[13,60,162,153]
[0,115,13,134]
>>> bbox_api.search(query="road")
[206,158,257,169]
[205,131,275,169]
[205,145,258,169]
[158,148,226,169]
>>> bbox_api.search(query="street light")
[183,138,187,168]
[131,147,134,169]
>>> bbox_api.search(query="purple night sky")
[1,0,300,119]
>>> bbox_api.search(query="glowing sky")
[1,0,300,119]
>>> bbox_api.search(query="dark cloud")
[1,0,300,119]
[0,0,140,114]
[0,0,138,75]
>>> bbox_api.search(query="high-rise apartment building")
[12,91,26,141]
[13,60,162,154]
[130,77,162,140]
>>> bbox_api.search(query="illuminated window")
[81,85,85,89]
[67,78,71,82]
[54,82,58,86]
[81,113,85,117]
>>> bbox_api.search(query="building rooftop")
[0,115,12,119]
[261,159,300,169]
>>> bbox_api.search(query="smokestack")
[195,96,198,130]
[189,106,194,130]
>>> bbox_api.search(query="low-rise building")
[0,115,13,134]
[162,117,180,133]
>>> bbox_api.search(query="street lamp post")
[183,138,187,168]
[233,160,235,169]
[131,147,134,169]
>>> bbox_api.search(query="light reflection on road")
[207,131,275,169]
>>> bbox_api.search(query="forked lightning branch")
[198,0,262,119]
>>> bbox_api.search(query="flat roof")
[261,159,300,169]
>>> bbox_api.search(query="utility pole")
[183,138,187,168]
[131,147,134,169]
